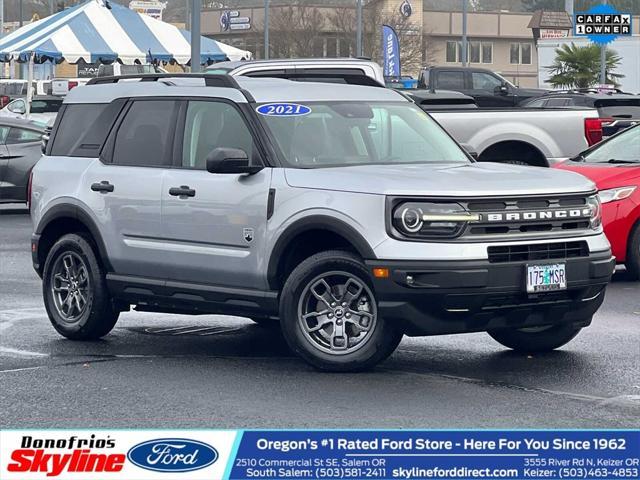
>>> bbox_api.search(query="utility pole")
[19,0,23,27]
[190,0,201,72]
[264,0,269,59]
[185,0,189,30]
[356,0,362,57]
[461,0,467,66]
[600,0,607,85]
[49,0,54,15]
[0,0,4,39]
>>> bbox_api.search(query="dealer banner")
[1,430,638,480]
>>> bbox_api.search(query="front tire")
[43,233,119,340]
[488,323,584,352]
[625,223,640,281]
[279,250,403,372]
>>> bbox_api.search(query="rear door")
[434,70,466,94]
[160,99,272,290]
[82,99,178,279]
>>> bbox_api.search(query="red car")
[554,124,639,279]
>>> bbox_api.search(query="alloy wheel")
[51,252,91,322]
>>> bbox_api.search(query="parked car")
[554,125,640,279]
[0,95,63,124]
[31,73,613,371]
[0,79,53,107]
[429,108,604,166]
[520,89,640,139]
[418,66,548,107]
[206,58,385,86]
[0,118,45,203]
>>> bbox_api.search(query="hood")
[284,162,596,197]
[555,162,640,189]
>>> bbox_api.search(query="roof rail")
[86,73,241,89]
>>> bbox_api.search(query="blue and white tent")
[0,0,251,65]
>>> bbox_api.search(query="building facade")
[201,0,544,86]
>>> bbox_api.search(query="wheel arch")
[478,140,549,167]
[35,205,112,275]
[267,215,376,291]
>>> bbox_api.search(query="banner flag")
[381,24,401,78]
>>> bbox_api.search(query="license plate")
[526,263,567,293]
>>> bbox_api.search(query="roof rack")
[86,73,241,89]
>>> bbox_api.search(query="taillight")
[584,117,610,146]
[68,81,78,90]
[27,170,34,211]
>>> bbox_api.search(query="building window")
[447,41,492,64]
[510,43,532,65]
[482,43,492,64]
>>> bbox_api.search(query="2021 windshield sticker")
[256,103,311,116]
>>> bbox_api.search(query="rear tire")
[279,250,403,372]
[43,233,119,340]
[625,223,640,281]
[488,323,584,352]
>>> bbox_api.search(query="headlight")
[392,202,480,239]
[598,186,637,204]
[586,194,602,230]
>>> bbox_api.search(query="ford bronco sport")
[30,74,614,371]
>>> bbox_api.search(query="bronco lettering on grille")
[484,208,592,222]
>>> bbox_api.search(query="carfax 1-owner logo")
[575,3,632,44]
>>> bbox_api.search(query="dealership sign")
[220,10,251,32]
[575,4,632,44]
[539,28,569,39]
[129,1,166,21]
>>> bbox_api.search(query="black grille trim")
[487,241,589,264]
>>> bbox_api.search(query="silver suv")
[30,74,614,371]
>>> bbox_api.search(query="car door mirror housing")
[494,84,509,95]
[205,147,263,174]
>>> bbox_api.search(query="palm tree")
[545,42,624,89]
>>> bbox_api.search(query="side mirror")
[461,143,478,160]
[494,84,509,95]
[205,147,263,174]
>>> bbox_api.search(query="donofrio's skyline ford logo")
[127,438,218,472]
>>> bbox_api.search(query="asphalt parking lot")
[1,205,639,429]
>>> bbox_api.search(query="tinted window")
[30,99,62,113]
[471,72,502,90]
[113,100,177,167]
[51,104,108,156]
[182,101,254,169]
[437,71,464,89]
[7,128,41,144]
[523,98,546,108]
[546,98,571,107]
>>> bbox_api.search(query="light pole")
[19,0,23,27]
[190,0,201,72]
[461,0,467,66]
[264,0,269,59]
[356,0,362,57]
[600,0,607,85]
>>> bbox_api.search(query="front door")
[161,99,272,290]
[469,71,515,107]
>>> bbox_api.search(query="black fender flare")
[266,215,376,289]
[36,204,112,271]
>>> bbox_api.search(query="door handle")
[91,181,114,193]
[169,185,196,198]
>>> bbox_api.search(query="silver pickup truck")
[429,108,601,167]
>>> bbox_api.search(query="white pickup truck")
[429,108,603,167]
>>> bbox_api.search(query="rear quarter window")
[50,101,124,157]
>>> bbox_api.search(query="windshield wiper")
[598,158,639,164]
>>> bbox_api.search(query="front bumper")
[366,250,615,336]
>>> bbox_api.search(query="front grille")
[487,241,589,263]
[460,194,592,240]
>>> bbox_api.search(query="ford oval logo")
[256,103,311,116]
[127,438,218,472]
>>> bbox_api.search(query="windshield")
[257,102,470,168]
[583,125,640,163]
